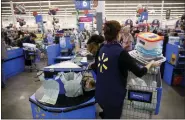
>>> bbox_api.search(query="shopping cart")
[122,71,162,119]
[122,50,164,119]
[36,41,48,65]
[24,48,38,72]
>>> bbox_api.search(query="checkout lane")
[2,48,25,83]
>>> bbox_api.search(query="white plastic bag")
[60,72,83,97]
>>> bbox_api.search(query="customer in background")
[17,32,37,48]
[160,33,169,79]
[86,34,104,74]
[120,26,133,51]
[22,32,37,44]
[95,20,158,119]
[153,28,158,34]
[174,32,178,36]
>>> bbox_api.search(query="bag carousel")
[29,61,96,119]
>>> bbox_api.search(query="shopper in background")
[174,32,178,36]
[22,32,37,44]
[132,27,140,45]
[153,28,158,34]
[120,26,133,51]
[87,34,104,74]
[160,33,169,79]
[95,20,158,119]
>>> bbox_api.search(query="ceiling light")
[105,10,185,12]
[2,1,71,4]
[2,12,72,15]
[106,6,184,9]
[105,3,185,5]
[2,14,74,17]
[106,13,183,16]
[2,5,75,9]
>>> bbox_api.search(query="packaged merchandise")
[59,36,66,48]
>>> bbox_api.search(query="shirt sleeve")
[118,50,147,77]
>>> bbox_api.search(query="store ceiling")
[1,0,185,18]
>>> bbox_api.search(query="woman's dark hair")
[103,20,121,41]
[18,30,24,38]
[174,32,178,36]
[87,34,104,44]
[29,32,37,38]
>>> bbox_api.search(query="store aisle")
[1,71,42,119]
[153,81,185,119]
[1,66,185,119]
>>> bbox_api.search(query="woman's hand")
[145,60,155,70]
[152,61,161,67]
[145,60,161,71]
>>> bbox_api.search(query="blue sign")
[79,23,85,31]
[85,14,94,17]
[75,0,91,10]
[35,15,43,23]
[141,12,148,21]
[128,90,152,103]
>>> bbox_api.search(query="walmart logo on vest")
[98,53,108,73]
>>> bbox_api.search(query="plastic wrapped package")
[126,73,158,113]
[59,36,66,48]
[136,32,163,50]
[127,77,147,91]
[23,43,37,50]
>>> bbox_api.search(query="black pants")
[99,103,123,119]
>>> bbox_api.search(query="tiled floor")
[1,62,185,119]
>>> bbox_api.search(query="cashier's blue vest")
[95,42,126,107]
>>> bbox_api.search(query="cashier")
[95,20,158,119]
[86,34,104,74]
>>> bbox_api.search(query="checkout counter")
[2,48,25,83]
[163,36,185,87]
[29,61,96,119]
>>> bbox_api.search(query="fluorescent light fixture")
[105,3,185,5]
[106,7,184,9]
[106,13,183,16]
[2,12,72,15]
[106,12,185,14]
[2,1,71,4]
[2,14,74,17]
[48,4,75,7]
[2,9,76,12]
[2,5,75,9]
[105,9,185,12]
